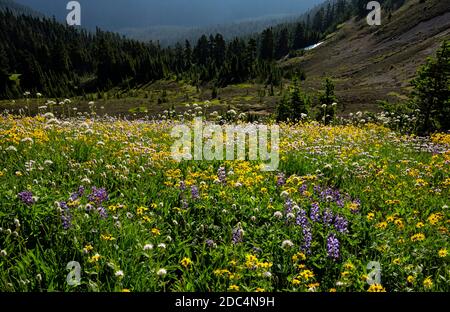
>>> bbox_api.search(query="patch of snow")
[304,42,324,51]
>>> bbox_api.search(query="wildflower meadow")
[0,108,449,292]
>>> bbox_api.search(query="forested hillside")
[0,0,420,98]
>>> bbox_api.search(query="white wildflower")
[281,240,294,248]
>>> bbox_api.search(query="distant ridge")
[0,0,42,17]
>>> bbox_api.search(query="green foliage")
[410,40,450,134]
[276,77,310,122]
[317,78,337,125]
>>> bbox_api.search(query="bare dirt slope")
[281,0,450,113]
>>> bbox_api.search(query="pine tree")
[312,7,325,32]
[260,28,274,61]
[410,41,450,134]
[0,44,9,95]
[275,28,289,59]
[318,78,337,125]
[290,77,309,120]
[293,23,305,50]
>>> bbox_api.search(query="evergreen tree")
[276,77,309,122]
[312,7,325,32]
[0,44,9,95]
[260,28,274,61]
[293,23,306,50]
[410,41,450,134]
[275,28,289,59]
[290,77,309,120]
[318,78,337,125]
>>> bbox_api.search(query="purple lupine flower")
[182,199,189,209]
[334,215,348,234]
[18,191,34,206]
[61,213,72,230]
[179,181,186,191]
[277,173,285,186]
[323,208,334,226]
[284,198,293,214]
[59,202,71,230]
[296,209,312,253]
[327,234,340,260]
[319,187,344,206]
[302,227,312,253]
[70,186,85,201]
[191,186,200,200]
[97,206,108,219]
[206,239,216,248]
[313,185,322,194]
[299,184,307,193]
[296,209,309,228]
[310,202,321,222]
[77,186,85,198]
[217,167,227,183]
[88,187,108,205]
[232,225,244,244]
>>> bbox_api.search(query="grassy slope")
[281,0,450,113]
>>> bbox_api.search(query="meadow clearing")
[0,107,449,292]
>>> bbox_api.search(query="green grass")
[0,113,448,292]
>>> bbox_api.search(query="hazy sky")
[15,0,323,29]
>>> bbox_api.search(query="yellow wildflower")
[292,252,306,262]
[410,233,425,242]
[229,285,239,291]
[438,248,448,258]
[137,206,148,215]
[83,244,94,253]
[100,234,115,241]
[88,253,101,263]
[423,277,433,289]
[368,284,386,292]
[394,219,404,229]
[151,228,161,236]
[180,257,192,268]
[428,213,443,225]
[299,269,314,281]
[344,262,355,270]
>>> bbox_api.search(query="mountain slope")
[281,0,450,112]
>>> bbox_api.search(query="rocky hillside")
[281,0,450,113]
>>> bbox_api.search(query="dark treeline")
[0,0,407,98]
